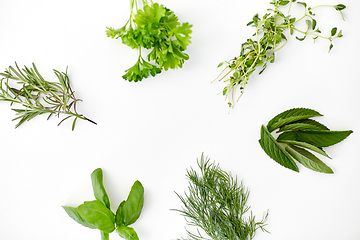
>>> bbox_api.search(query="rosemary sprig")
[0,62,96,130]
[174,154,268,240]
[215,0,346,108]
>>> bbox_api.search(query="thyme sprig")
[0,62,96,130]
[215,0,346,108]
[174,154,268,240]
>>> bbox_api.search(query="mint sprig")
[259,108,353,174]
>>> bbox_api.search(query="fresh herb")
[106,0,192,82]
[214,0,346,108]
[259,108,353,173]
[63,168,144,240]
[0,62,96,130]
[174,154,268,240]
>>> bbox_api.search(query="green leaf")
[337,30,343,38]
[278,119,329,132]
[122,181,144,226]
[286,145,333,174]
[173,22,193,50]
[259,125,299,172]
[279,123,324,132]
[78,200,115,233]
[311,19,317,30]
[335,4,346,11]
[297,2,307,8]
[277,130,353,148]
[71,117,77,131]
[115,200,126,226]
[123,58,161,82]
[91,168,111,209]
[331,27,337,36]
[277,139,330,158]
[329,43,334,52]
[296,36,306,41]
[266,108,322,133]
[101,231,109,240]
[134,3,166,28]
[306,20,312,30]
[279,1,290,6]
[117,225,139,240]
[62,206,96,229]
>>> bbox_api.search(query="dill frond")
[175,154,269,240]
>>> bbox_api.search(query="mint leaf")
[279,122,325,132]
[278,119,329,133]
[277,139,330,158]
[278,130,353,148]
[286,145,334,174]
[259,125,299,172]
[267,108,322,132]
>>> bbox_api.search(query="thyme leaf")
[215,0,346,108]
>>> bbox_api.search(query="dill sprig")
[0,62,96,130]
[174,154,268,240]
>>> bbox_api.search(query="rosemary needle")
[0,62,96,130]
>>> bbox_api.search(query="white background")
[0,0,359,239]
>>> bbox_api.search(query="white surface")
[0,0,359,239]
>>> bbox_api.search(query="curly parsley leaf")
[123,57,161,82]
[106,1,192,82]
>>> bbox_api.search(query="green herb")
[259,108,353,173]
[106,0,192,82]
[63,168,144,240]
[0,62,96,130]
[214,0,346,108]
[174,154,268,240]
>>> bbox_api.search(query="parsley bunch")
[106,0,192,82]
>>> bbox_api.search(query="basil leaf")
[278,130,353,148]
[286,145,333,174]
[115,200,126,226]
[122,181,144,226]
[117,225,139,240]
[101,231,109,240]
[62,206,96,229]
[78,200,115,233]
[266,108,322,132]
[277,139,330,158]
[91,168,111,209]
[259,125,299,172]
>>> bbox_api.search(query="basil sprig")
[63,168,144,240]
[259,108,353,173]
